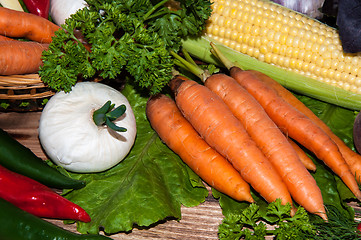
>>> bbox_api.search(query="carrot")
[0,41,49,75]
[169,75,294,210]
[287,138,317,172]
[229,67,361,200]
[0,35,15,41]
[172,50,318,174]
[250,69,361,184]
[0,7,60,43]
[210,42,361,199]
[203,73,326,220]
[146,94,254,203]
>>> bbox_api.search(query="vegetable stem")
[182,48,198,67]
[143,0,170,21]
[93,101,127,132]
[144,8,169,21]
[210,42,233,70]
[170,50,210,82]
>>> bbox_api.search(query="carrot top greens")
[39,0,212,94]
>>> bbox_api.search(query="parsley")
[218,199,317,240]
[19,102,30,107]
[39,0,212,94]
[0,102,9,109]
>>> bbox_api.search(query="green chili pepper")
[0,128,85,189]
[0,198,113,240]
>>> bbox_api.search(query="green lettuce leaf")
[63,83,208,234]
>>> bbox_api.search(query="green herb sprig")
[39,0,212,94]
[218,199,316,240]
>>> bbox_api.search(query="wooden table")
[1,111,360,239]
[0,111,223,239]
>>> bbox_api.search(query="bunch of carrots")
[0,7,59,75]
[146,44,361,221]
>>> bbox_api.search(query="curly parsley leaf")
[40,26,92,92]
[39,0,212,94]
[218,199,316,240]
[147,0,212,50]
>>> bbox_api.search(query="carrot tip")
[290,206,297,217]
[317,212,328,222]
[247,196,255,203]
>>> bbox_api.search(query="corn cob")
[182,0,361,110]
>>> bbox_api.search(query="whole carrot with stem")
[171,51,326,220]
[249,69,361,184]
[0,7,60,43]
[0,41,48,75]
[210,43,361,200]
[173,49,317,173]
[169,75,294,211]
[146,94,254,203]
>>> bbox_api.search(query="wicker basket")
[0,74,54,112]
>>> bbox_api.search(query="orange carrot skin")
[146,94,254,203]
[169,75,294,208]
[204,73,326,220]
[0,41,48,75]
[0,7,60,43]
[287,138,317,172]
[0,35,15,41]
[250,70,361,183]
[230,67,361,200]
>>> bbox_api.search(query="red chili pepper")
[23,0,50,19]
[0,165,91,222]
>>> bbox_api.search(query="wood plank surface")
[0,111,360,239]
